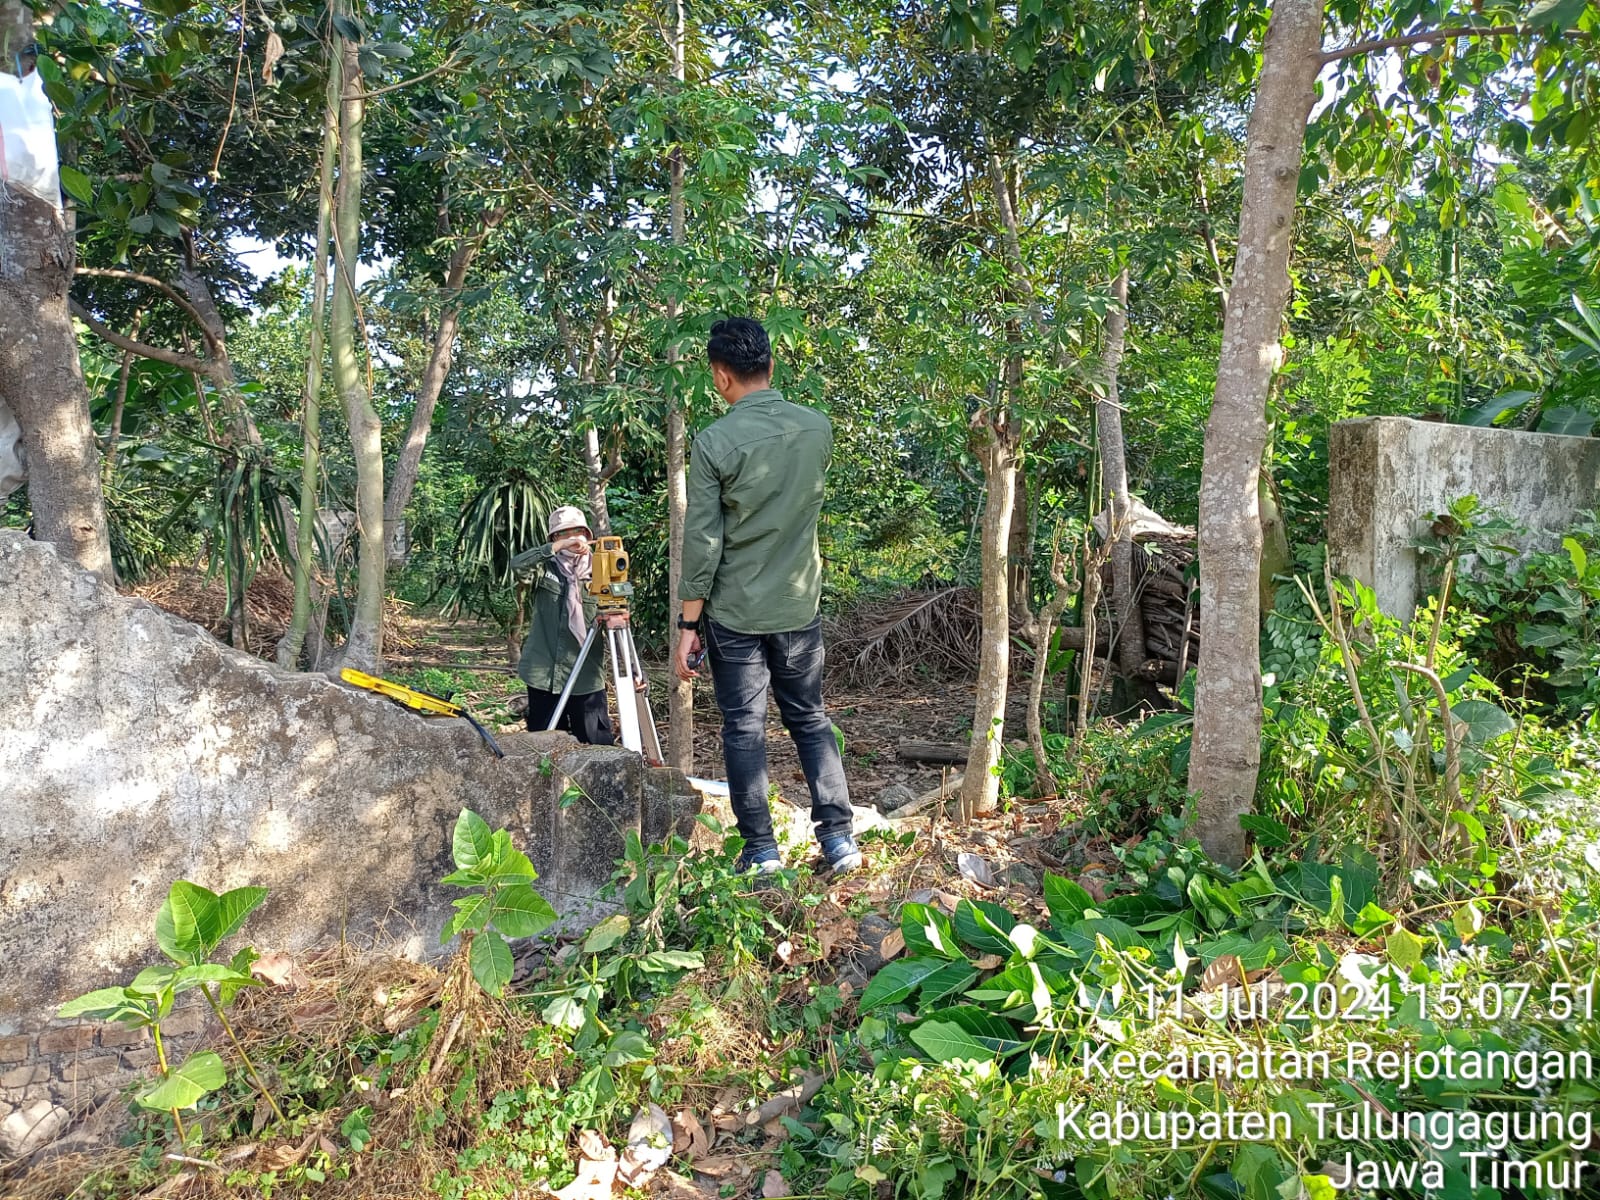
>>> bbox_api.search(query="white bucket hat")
[547,505,591,538]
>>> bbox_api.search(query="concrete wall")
[1328,417,1600,619]
[0,531,697,1153]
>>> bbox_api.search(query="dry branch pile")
[1105,532,1199,681]
[825,529,1198,692]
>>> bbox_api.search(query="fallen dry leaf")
[973,953,1004,970]
[618,1104,673,1185]
[713,1113,742,1133]
[317,1134,339,1158]
[1199,954,1246,993]
[671,1110,710,1161]
[578,1129,614,1162]
[1076,875,1108,902]
[745,1073,825,1126]
[878,929,906,960]
[817,918,857,959]
[692,1155,758,1180]
[763,1170,792,1197]
[251,951,310,990]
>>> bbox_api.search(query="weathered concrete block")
[1328,417,1600,619]
[0,532,699,1103]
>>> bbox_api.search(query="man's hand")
[552,533,589,554]
[675,629,703,681]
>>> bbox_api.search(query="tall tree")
[665,0,693,773]
[329,13,384,671]
[0,3,112,576]
[1190,0,1325,865]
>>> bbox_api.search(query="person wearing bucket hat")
[508,505,615,744]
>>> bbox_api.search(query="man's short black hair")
[706,317,773,381]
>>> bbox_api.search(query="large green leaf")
[58,987,150,1025]
[1452,699,1516,745]
[953,899,1016,956]
[859,957,949,1012]
[918,962,980,1006]
[1537,406,1597,437]
[1043,874,1095,927]
[583,914,631,953]
[139,1050,226,1111]
[468,930,515,997]
[910,1019,992,1065]
[916,1006,1028,1056]
[209,887,268,951]
[157,881,215,965]
[446,891,497,943]
[901,903,962,960]
[602,1029,653,1065]
[1463,390,1535,427]
[491,883,558,938]
[452,809,494,873]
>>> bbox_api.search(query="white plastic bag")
[0,70,61,209]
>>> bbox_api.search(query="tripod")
[546,601,663,762]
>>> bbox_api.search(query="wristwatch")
[677,616,700,630]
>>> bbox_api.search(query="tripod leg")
[609,624,644,753]
[625,626,664,763]
[547,624,599,732]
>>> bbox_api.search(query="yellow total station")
[587,535,632,609]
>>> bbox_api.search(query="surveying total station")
[546,535,664,763]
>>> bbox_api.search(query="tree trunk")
[279,40,339,671]
[1027,540,1073,797]
[1097,267,1155,711]
[1258,464,1292,616]
[583,426,620,534]
[664,0,693,772]
[0,7,113,577]
[959,423,1017,819]
[1008,464,1031,622]
[1191,0,1325,866]
[382,211,502,565]
[330,26,384,673]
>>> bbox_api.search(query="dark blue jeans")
[705,617,853,854]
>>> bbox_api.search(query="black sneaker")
[820,835,863,875]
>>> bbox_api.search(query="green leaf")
[209,887,268,951]
[445,892,496,943]
[1463,390,1535,427]
[1239,815,1291,848]
[1537,406,1597,437]
[1527,0,1587,30]
[914,1006,1028,1056]
[138,1050,226,1111]
[859,958,948,1013]
[909,1019,992,1065]
[129,965,179,996]
[583,913,631,953]
[60,165,94,205]
[953,899,1016,956]
[638,950,704,972]
[468,930,514,997]
[452,809,494,873]
[1043,874,1095,927]
[901,903,961,960]
[1452,902,1484,943]
[58,987,147,1024]
[1385,927,1424,971]
[1564,536,1589,582]
[918,962,980,1005]
[491,883,558,939]
[171,963,254,995]
[157,881,215,965]
[1451,699,1516,745]
[601,1029,653,1066]
[542,995,586,1031]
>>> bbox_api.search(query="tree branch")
[74,267,218,350]
[69,300,213,374]
[1322,24,1521,64]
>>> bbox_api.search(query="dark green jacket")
[678,387,832,634]
[510,542,604,695]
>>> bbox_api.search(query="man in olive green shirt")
[674,317,859,876]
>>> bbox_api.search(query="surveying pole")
[545,537,663,763]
